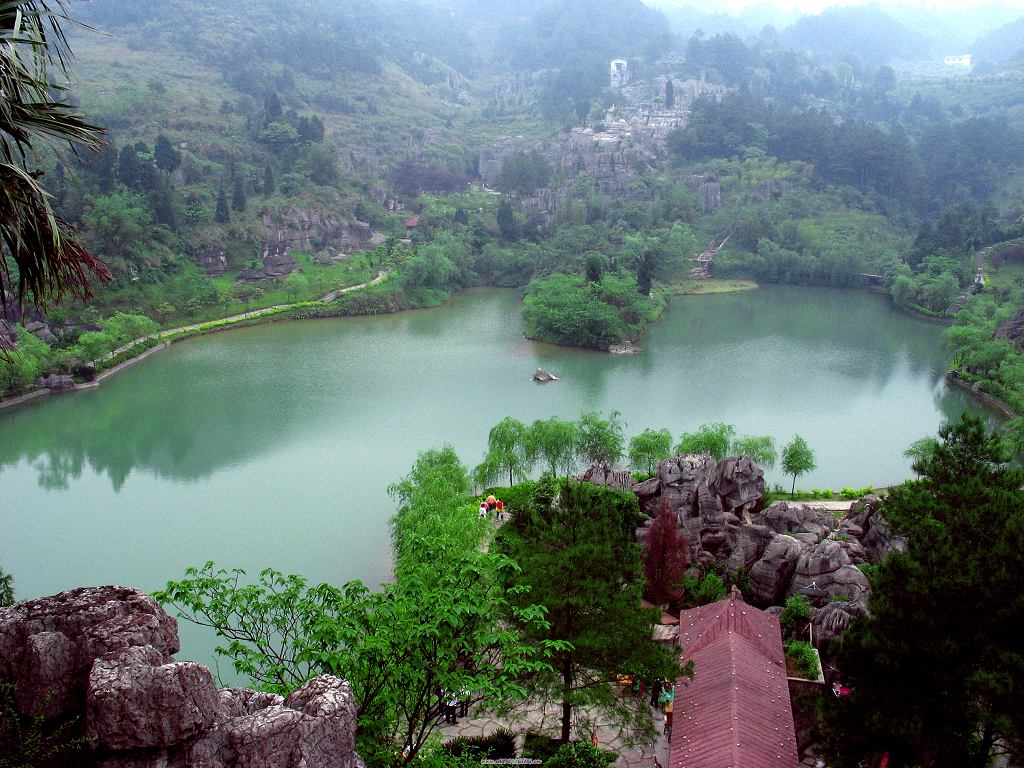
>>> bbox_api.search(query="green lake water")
[0,286,986,672]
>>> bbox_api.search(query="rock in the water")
[748,535,806,605]
[608,341,640,355]
[86,645,224,751]
[0,586,179,719]
[532,368,558,382]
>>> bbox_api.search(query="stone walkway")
[104,271,390,361]
[437,698,670,768]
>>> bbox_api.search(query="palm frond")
[0,0,108,313]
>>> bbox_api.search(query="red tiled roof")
[669,594,800,768]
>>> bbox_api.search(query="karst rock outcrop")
[0,586,362,768]
[582,455,893,625]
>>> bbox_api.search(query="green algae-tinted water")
[0,286,985,672]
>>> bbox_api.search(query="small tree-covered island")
[2,1,1024,767]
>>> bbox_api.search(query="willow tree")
[1,1,108,326]
[474,416,531,487]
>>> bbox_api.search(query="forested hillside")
[3,0,1024,430]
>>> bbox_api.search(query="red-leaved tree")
[643,494,689,605]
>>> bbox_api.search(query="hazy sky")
[652,0,1024,14]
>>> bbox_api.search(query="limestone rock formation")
[577,461,636,490]
[0,587,362,768]
[708,454,765,519]
[846,495,907,562]
[86,645,225,751]
[748,535,806,605]
[760,501,837,541]
[811,600,867,645]
[36,373,75,390]
[259,207,375,254]
[791,540,852,595]
[725,524,775,574]
[0,586,179,719]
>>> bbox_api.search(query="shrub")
[483,482,535,516]
[779,594,812,635]
[522,733,564,761]
[840,485,873,500]
[444,728,517,760]
[545,741,617,768]
[784,640,819,679]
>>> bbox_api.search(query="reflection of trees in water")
[0,352,311,492]
[932,382,1000,429]
[661,287,950,389]
[0,287,987,493]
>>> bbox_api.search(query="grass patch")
[668,278,758,295]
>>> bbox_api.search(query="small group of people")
[478,494,505,520]
[617,676,675,737]
[439,688,470,725]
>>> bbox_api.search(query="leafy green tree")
[158,447,550,766]
[474,416,530,487]
[778,594,811,636]
[576,410,625,466]
[260,121,300,150]
[903,436,939,471]
[0,0,104,298]
[263,164,275,195]
[214,184,230,224]
[526,417,579,476]
[100,312,158,345]
[781,435,815,496]
[824,416,1024,768]
[231,174,247,212]
[731,435,777,470]
[304,143,340,186]
[0,327,50,394]
[153,133,181,174]
[664,79,675,109]
[0,565,13,607]
[496,197,517,241]
[629,428,673,474]
[584,253,606,283]
[403,244,458,290]
[522,272,656,350]
[263,91,283,125]
[74,330,115,362]
[675,422,736,460]
[496,479,681,741]
[283,271,309,299]
[681,572,726,607]
[83,192,154,259]
[494,150,551,197]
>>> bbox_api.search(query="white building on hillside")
[944,54,972,67]
[610,59,628,88]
